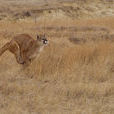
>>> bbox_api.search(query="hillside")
[0,0,114,20]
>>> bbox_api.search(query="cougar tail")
[0,42,10,56]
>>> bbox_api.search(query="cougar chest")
[29,46,44,59]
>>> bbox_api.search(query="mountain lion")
[0,34,48,65]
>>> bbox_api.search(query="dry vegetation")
[0,0,114,114]
[0,16,113,114]
[0,0,114,20]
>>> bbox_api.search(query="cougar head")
[28,34,48,61]
[37,34,48,45]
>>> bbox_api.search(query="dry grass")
[0,16,114,114]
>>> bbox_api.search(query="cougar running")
[0,34,48,65]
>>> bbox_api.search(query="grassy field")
[0,0,114,114]
[0,16,113,114]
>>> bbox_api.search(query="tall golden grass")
[27,40,114,82]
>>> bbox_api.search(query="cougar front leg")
[14,45,25,64]
[16,55,25,64]
[8,41,24,64]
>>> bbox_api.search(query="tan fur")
[0,34,48,65]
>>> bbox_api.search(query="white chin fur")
[39,46,44,52]
[45,41,48,44]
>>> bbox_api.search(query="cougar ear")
[37,35,40,40]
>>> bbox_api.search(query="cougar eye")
[42,39,48,44]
